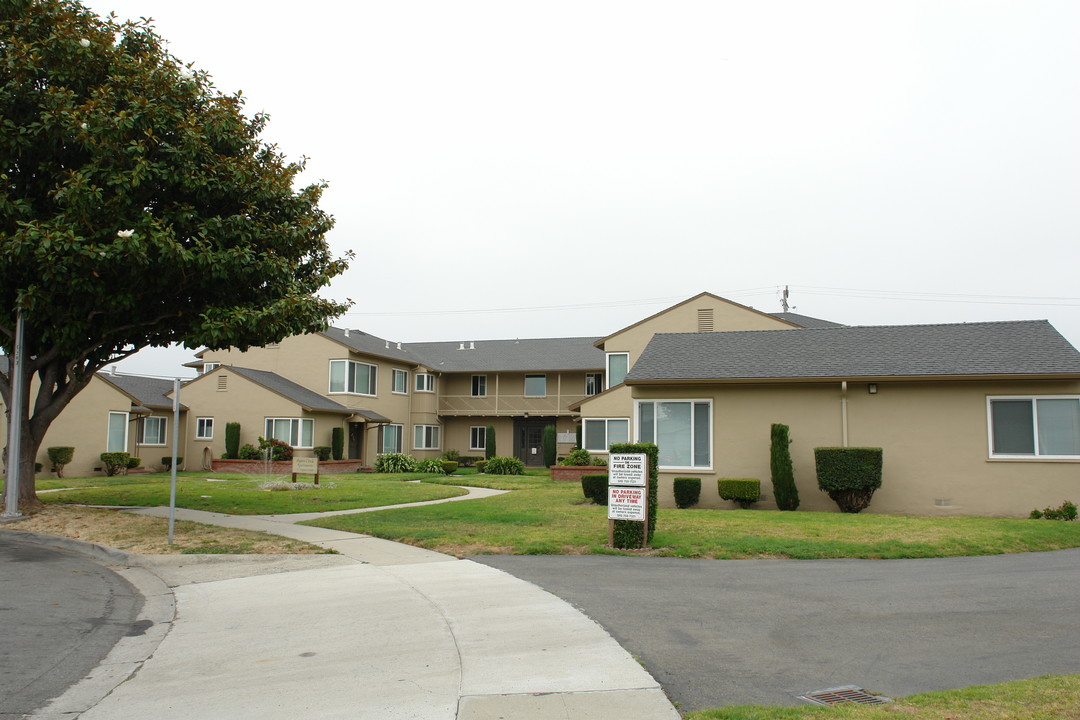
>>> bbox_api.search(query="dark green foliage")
[581,473,609,505]
[476,459,488,474]
[814,447,884,513]
[542,425,557,467]
[608,442,659,548]
[560,448,592,466]
[47,446,74,477]
[160,456,183,469]
[1030,501,1078,521]
[331,427,344,461]
[417,459,444,473]
[99,452,130,476]
[673,477,701,508]
[440,461,459,475]
[224,422,241,459]
[313,446,331,462]
[34,462,42,473]
[485,456,525,475]
[718,478,761,508]
[770,423,799,511]
[485,426,496,459]
[591,456,608,466]
[441,449,461,463]
[127,456,141,469]
[374,453,417,473]
[258,436,292,461]
[237,444,261,460]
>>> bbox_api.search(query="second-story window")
[606,353,629,389]
[392,369,408,394]
[472,375,487,397]
[524,374,546,397]
[585,373,603,396]
[329,359,377,395]
[416,373,435,393]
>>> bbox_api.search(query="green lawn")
[686,674,1080,719]
[42,471,467,515]
[305,472,1080,558]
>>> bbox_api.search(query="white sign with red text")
[608,485,646,521]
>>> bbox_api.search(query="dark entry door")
[514,418,553,467]
[348,422,364,460]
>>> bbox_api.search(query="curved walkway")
[27,485,679,720]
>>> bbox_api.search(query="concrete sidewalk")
[31,491,679,720]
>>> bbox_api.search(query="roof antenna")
[781,286,790,313]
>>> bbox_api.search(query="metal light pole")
[167,377,180,544]
[3,310,25,519]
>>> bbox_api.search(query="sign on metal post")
[606,452,649,549]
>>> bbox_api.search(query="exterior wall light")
[868,383,878,394]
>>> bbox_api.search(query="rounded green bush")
[484,456,525,475]
[673,477,701,508]
[581,473,609,505]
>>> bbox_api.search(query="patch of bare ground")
[1,505,328,554]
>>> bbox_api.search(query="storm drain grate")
[798,686,892,706]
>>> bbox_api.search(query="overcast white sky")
[80,0,1080,378]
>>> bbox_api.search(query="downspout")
[840,381,849,447]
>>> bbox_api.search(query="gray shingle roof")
[320,327,417,364]
[98,373,187,410]
[770,312,846,329]
[626,320,1080,382]
[407,337,604,372]
[227,367,353,414]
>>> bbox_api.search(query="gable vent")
[217,374,228,391]
[697,308,715,332]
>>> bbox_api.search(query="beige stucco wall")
[630,379,1080,517]
[599,295,795,380]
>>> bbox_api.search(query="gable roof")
[770,312,845,329]
[98,373,188,411]
[407,337,604,372]
[593,292,800,348]
[626,320,1080,383]
[224,367,353,414]
[320,327,418,364]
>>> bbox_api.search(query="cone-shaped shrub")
[770,424,799,511]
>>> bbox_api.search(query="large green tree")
[0,0,351,508]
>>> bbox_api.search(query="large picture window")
[329,359,377,396]
[413,424,440,450]
[381,424,403,454]
[264,418,314,448]
[636,400,711,469]
[137,416,167,446]
[583,418,629,452]
[606,353,629,389]
[988,396,1080,458]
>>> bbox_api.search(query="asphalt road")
[0,534,144,718]
[472,550,1080,711]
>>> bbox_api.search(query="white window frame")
[138,416,167,446]
[471,374,487,397]
[585,372,604,396]
[582,417,630,453]
[328,359,377,396]
[524,374,547,397]
[264,417,315,449]
[635,399,713,470]
[416,373,435,393]
[106,411,129,453]
[413,424,441,450]
[606,353,629,389]
[381,424,403,454]
[392,368,409,395]
[987,395,1080,460]
[196,417,214,440]
[470,426,487,451]
[202,362,220,374]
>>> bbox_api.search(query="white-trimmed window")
[583,418,630,453]
[585,373,603,396]
[988,396,1080,458]
[636,399,712,469]
[606,353,629,389]
[138,416,167,446]
[265,418,314,448]
[202,362,220,374]
[392,369,409,394]
[196,417,214,440]
[106,411,128,453]
[524,374,546,397]
[413,424,440,450]
[381,424,403,454]
[470,426,487,451]
[329,359,377,396]
[416,373,435,393]
[471,375,487,397]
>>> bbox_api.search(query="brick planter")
[550,465,606,482]
[209,459,369,474]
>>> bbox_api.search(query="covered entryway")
[513,417,556,467]
[348,422,364,461]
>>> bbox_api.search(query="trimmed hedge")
[814,447,883,513]
[440,461,459,475]
[100,452,130,476]
[47,446,74,478]
[160,456,183,469]
[331,427,344,461]
[314,446,332,461]
[718,478,761,508]
[609,442,659,548]
[224,422,240,459]
[476,459,488,474]
[581,473,609,505]
[672,477,701,508]
[770,424,799,511]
